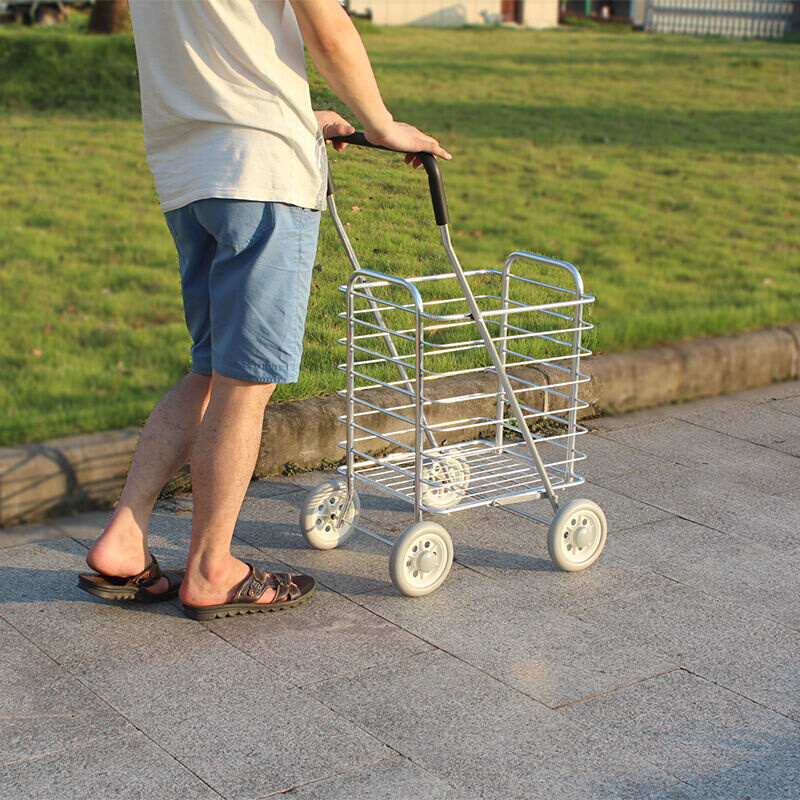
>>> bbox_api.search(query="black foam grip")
[328,132,450,226]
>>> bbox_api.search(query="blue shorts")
[164,199,321,384]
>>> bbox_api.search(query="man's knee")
[211,371,276,401]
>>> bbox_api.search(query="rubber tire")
[547,499,607,572]
[389,521,454,597]
[300,480,359,550]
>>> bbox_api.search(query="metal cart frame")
[299,134,607,596]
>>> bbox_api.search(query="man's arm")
[289,0,451,161]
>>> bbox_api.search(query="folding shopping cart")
[299,134,607,596]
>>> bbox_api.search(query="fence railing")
[643,0,798,38]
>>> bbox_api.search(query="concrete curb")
[1,324,798,528]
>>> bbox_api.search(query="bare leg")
[86,372,212,589]
[178,372,279,606]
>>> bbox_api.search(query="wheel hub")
[574,525,593,549]
[417,550,438,573]
[404,536,446,582]
[313,493,352,535]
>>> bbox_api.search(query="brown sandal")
[182,563,316,621]
[78,553,184,603]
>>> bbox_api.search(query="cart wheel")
[547,499,607,572]
[300,480,360,550]
[421,453,471,510]
[389,521,454,597]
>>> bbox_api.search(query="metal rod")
[345,268,356,512]
[414,298,425,523]
[495,250,512,450]
[440,226,561,512]
[328,195,438,450]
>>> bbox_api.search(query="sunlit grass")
[0,23,798,445]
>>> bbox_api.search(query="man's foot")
[179,556,278,606]
[86,506,170,595]
[78,552,184,603]
[181,561,315,621]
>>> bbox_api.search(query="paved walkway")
[1,382,798,800]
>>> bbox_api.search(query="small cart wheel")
[300,480,360,550]
[389,521,454,597]
[422,452,471,511]
[547,499,607,572]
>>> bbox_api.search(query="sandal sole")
[182,588,315,621]
[77,574,181,604]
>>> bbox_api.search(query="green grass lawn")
[1,21,798,446]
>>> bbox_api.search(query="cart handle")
[327,131,450,227]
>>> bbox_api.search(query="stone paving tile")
[744,381,800,404]
[0,537,198,665]
[155,494,195,515]
[0,521,68,550]
[245,475,316,500]
[562,670,800,796]
[573,579,800,722]
[71,629,389,800]
[428,493,669,614]
[590,405,683,432]
[349,566,673,709]
[646,769,797,800]
[672,396,800,447]
[0,729,221,800]
[281,470,342,490]
[772,437,800,457]
[561,482,674,533]
[306,649,677,800]
[576,431,676,482]
[208,553,433,687]
[49,510,113,540]
[608,516,800,630]
[596,419,800,494]
[0,620,123,766]
[595,463,800,552]
[768,396,800,417]
[279,757,472,800]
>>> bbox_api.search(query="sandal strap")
[122,553,163,587]
[233,564,301,604]
[270,572,301,603]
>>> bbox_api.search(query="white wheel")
[421,452,470,510]
[389,521,454,597]
[547,499,607,572]
[300,480,360,550]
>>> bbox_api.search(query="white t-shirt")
[129,0,327,212]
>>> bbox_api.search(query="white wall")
[522,0,559,27]
[348,1,558,28]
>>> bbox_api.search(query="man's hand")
[292,0,451,168]
[314,110,355,151]
[366,121,452,168]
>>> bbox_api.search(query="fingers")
[333,118,452,164]
[403,123,451,160]
[316,110,355,150]
[400,124,452,161]
[323,120,356,139]
[403,153,423,169]
[422,136,452,161]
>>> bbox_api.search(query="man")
[78,0,450,618]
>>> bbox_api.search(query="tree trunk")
[88,0,130,34]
